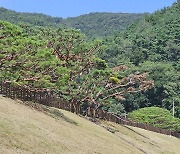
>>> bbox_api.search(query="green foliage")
[102,2,180,64]
[109,77,120,84]
[119,61,180,118]
[0,7,145,38]
[108,103,125,114]
[95,58,107,69]
[100,2,180,118]
[0,20,108,105]
[63,12,145,38]
[129,107,180,132]
[0,7,63,27]
[139,62,180,118]
[0,20,72,89]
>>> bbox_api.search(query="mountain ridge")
[0,7,146,37]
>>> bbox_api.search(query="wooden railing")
[0,80,180,138]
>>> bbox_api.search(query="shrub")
[129,107,180,132]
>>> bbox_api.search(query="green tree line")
[0,7,145,38]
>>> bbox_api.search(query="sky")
[0,0,177,18]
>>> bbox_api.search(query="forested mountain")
[0,7,63,27]
[62,12,145,38]
[0,7,145,37]
[101,2,180,117]
[102,2,180,65]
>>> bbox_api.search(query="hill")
[0,96,180,154]
[102,2,180,65]
[0,7,63,28]
[62,12,145,38]
[0,7,145,37]
[101,2,180,117]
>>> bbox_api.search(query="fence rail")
[0,80,180,138]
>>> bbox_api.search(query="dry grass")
[100,121,180,154]
[0,96,180,154]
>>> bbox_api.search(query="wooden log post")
[87,107,91,117]
[98,109,103,119]
[104,111,108,121]
[0,81,2,94]
[70,102,74,113]
[75,103,80,114]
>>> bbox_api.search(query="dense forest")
[101,2,180,118]
[62,13,145,38]
[0,7,145,38]
[0,2,179,131]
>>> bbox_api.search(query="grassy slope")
[0,96,180,154]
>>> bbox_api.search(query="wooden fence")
[0,80,180,138]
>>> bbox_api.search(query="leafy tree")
[45,27,154,110]
[0,21,153,114]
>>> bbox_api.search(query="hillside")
[0,7,145,37]
[101,2,180,117]
[102,2,180,64]
[62,12,145,38]
[0,96,180,154]
[0,7,63,28]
